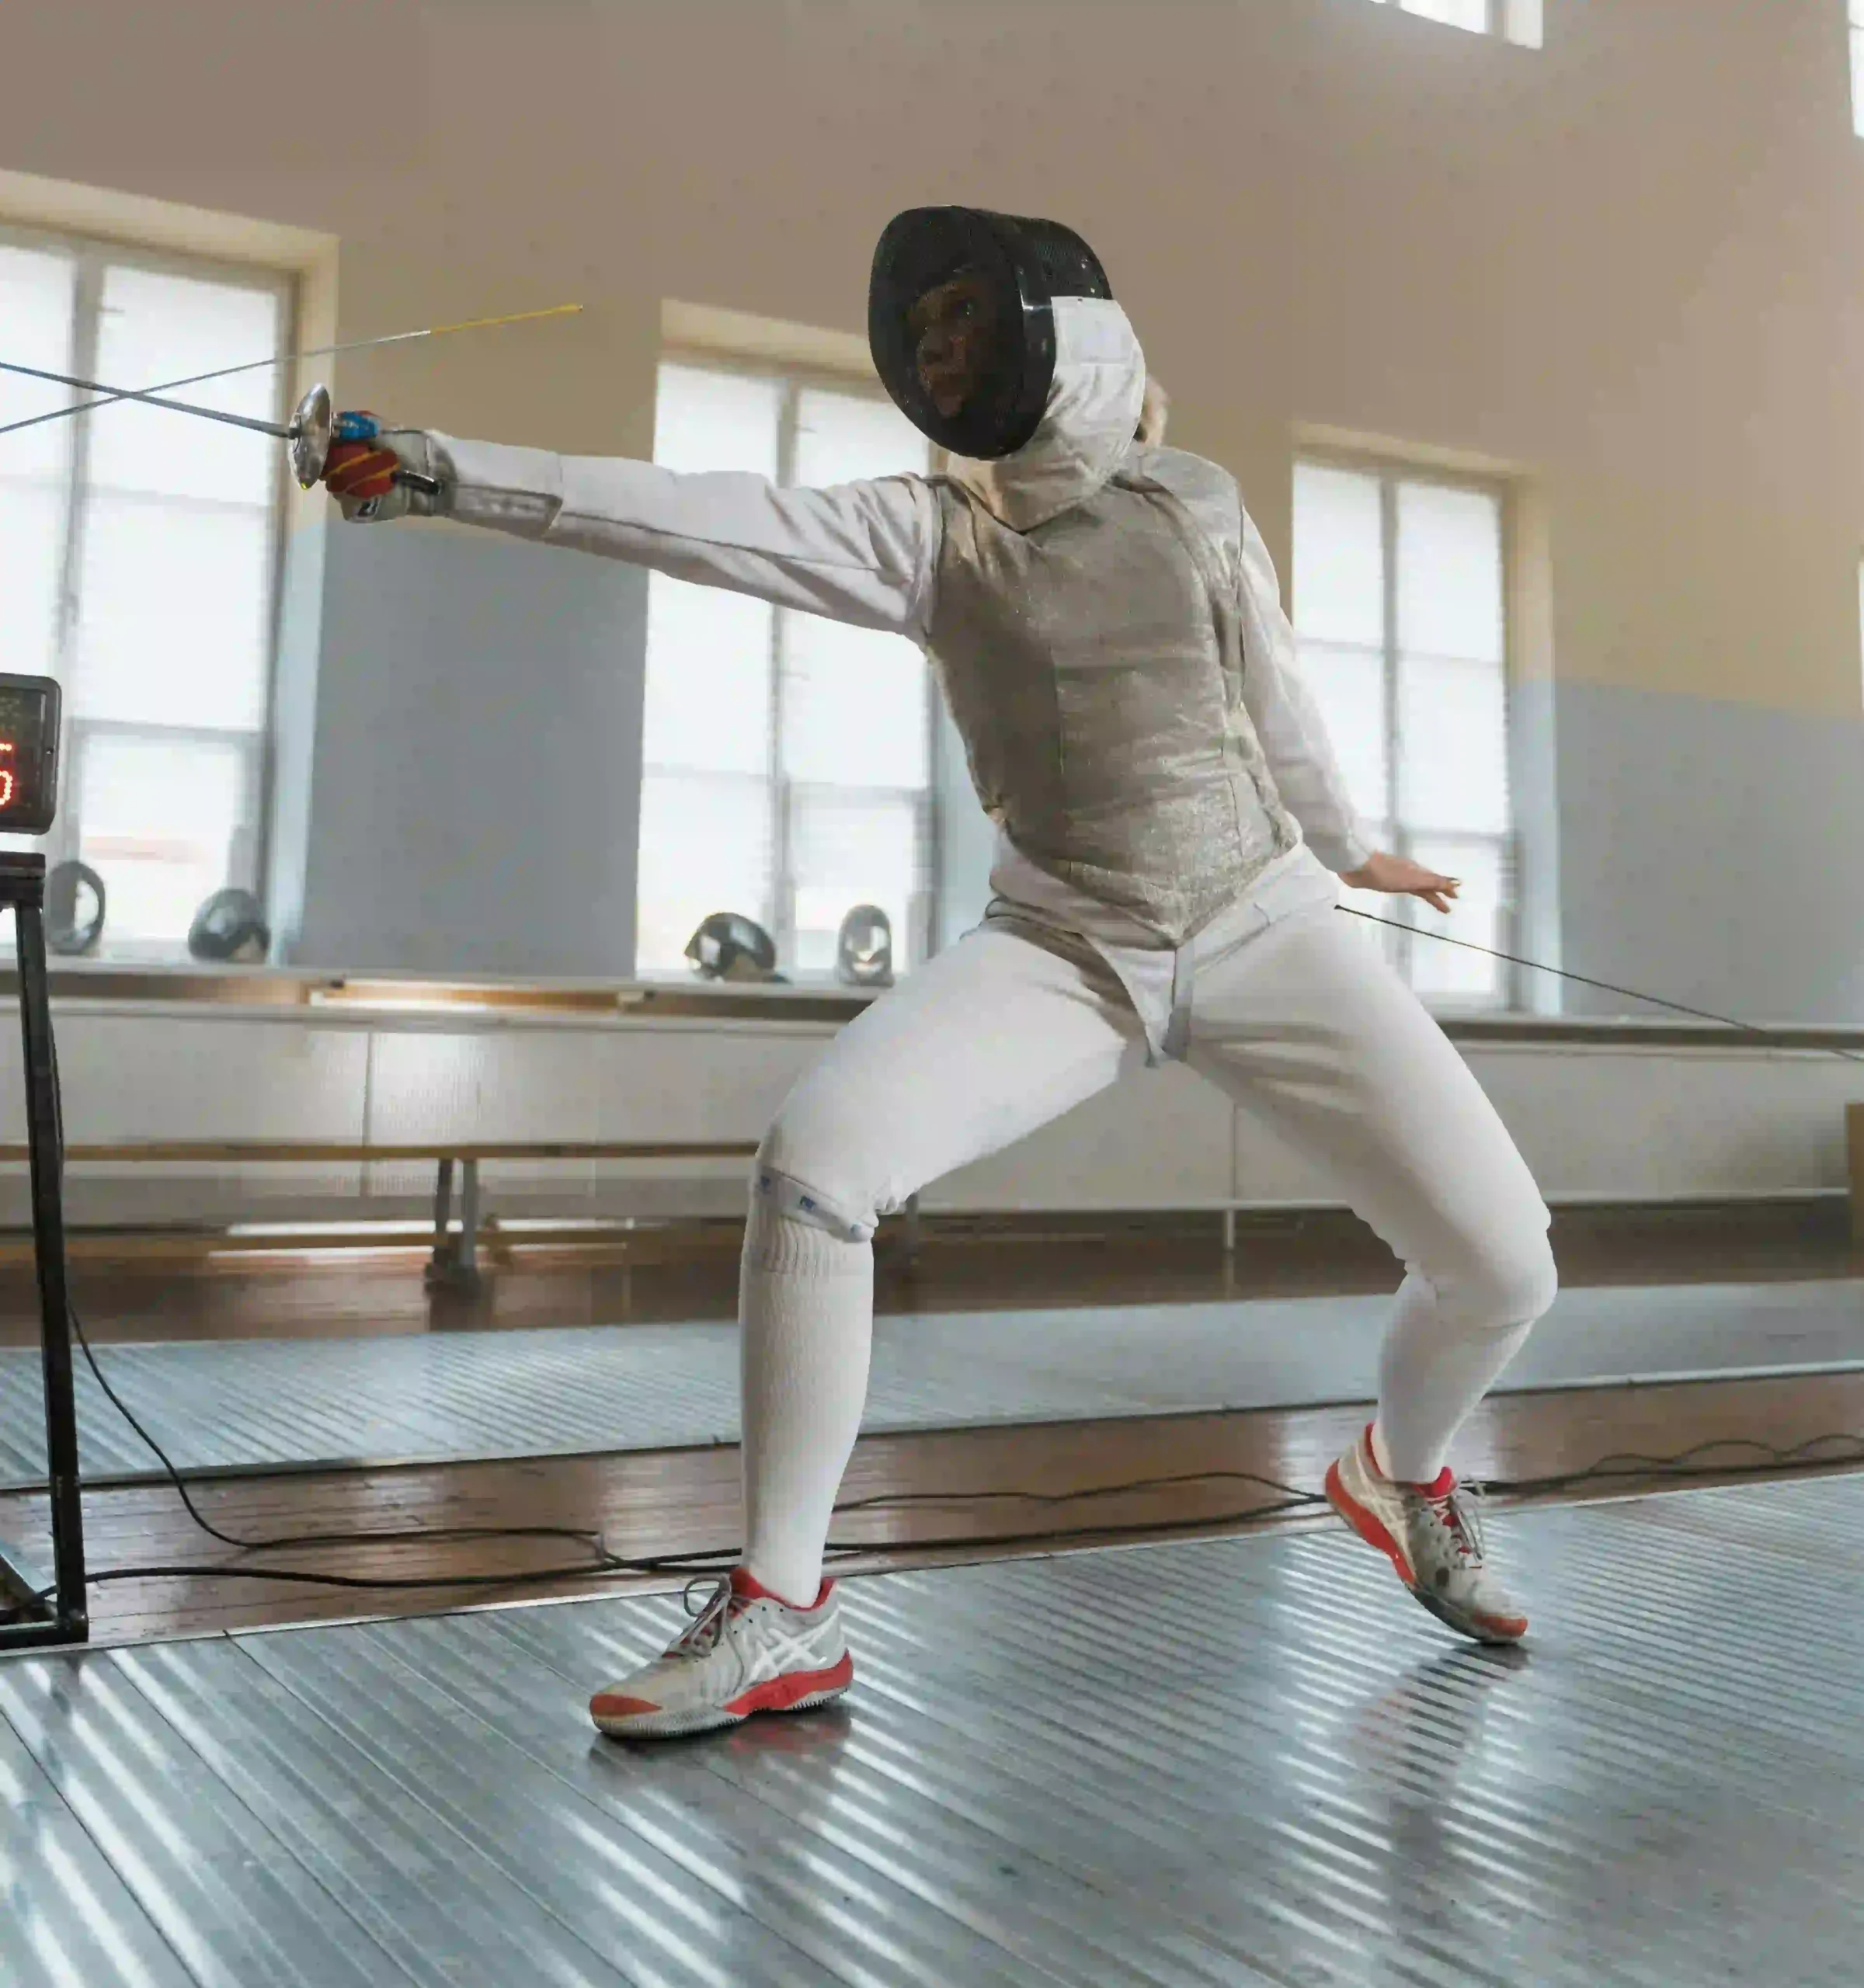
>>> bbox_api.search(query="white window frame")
[644,353,939,980]
[1296,448,1521,1011]
[0,217,294,955]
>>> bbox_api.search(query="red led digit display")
[0,679,60,833]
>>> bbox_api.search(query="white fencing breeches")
[739,901,1556,1604]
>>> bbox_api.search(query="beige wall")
[6,0,1862,711]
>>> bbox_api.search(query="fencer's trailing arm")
[0,301,582,489]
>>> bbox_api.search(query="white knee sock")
[1373,1258,1551,1484]
[739,1200,874,1607]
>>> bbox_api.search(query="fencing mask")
[868,207,1114,459]
[685,911,785,984]
[835,905,894,989]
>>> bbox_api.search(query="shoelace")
[1422,1479,1489,1567]
[672,1574,740,1657]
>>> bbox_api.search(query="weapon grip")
[332,411,382,444]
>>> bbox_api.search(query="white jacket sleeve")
[429,434,942,642]
[1235,509,1374,875]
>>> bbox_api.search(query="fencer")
[319,206,1556,1740]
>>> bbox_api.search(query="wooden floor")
[5,1368,1860,1645]
[2,1199,1859,1644]
[0,1193,1855,1348]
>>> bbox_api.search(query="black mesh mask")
[868,207,1113,460]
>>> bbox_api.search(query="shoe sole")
[1325,1458,1527,1648]
[592,1659,854,1741]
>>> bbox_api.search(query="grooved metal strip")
[0,1651,404,1988]
[257,1612,1079,1988]
[4,1479,1864,1983]
[228,1623,901,1988]
[0,1710,198,1988]
[4,1275,1862,1483]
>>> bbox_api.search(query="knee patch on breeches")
[750,1161,878,1246]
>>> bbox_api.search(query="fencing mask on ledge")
[835,905,894,989]
[685,912,785,984]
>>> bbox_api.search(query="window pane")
[0,244,78,482]
[1296,640,1389,824]
[1503,0,1542,47]
[1400,0,1488,28]
[1337,831,1403,969]
[642,575,773,775]
[89,266,281,506]
[1854,27,1864,138]
[1293,464,1383,647]
[0,483,68,679]
[635,770,773,975]
[1396,480,1503,663]
[72,495,271,730]
[793,388,930,485]
[77,730,251,945]
[781,616,928,787]
[788,787,923,977]
[1396,654,1509,835]
[654,364,781,478]
[1405,835,1508,1005]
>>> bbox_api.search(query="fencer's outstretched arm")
[443,435,941,641]
[1233,511,1374,876]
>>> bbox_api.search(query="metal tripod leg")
[0,857,88,1649]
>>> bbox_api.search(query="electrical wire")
[24,1429,1864,1613]
[10,904,1864,1618]
[1338,904,1864,1062]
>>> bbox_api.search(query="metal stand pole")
[0,853,89,1649]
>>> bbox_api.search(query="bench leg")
[459,1158,481,1282]
[425,1156,482,1295]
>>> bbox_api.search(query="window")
[1853,2,1864,137]
[0,225,288,956]
[636,360,934,981]
[1359,0,1543,47]
[1293,457,1515,1008]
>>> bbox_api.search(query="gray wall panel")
[293,524,648,979]
[1549,680,1864,1025]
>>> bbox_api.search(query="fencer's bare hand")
[1341,852,1460,915]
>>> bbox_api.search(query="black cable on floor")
[26,1430,1864,1614]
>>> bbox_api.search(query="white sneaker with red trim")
[1325,1426,1528,1646]
[589,1567,854,1740]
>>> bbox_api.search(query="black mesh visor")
[868,208,1111,460]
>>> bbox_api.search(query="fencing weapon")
[0,302,582,490]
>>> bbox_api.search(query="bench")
[0,1140,928,1289]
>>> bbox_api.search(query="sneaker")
[589,1567,854,1740]
[1325,1426,1528,1646]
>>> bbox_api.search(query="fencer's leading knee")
[1430,1208,1559,1331]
